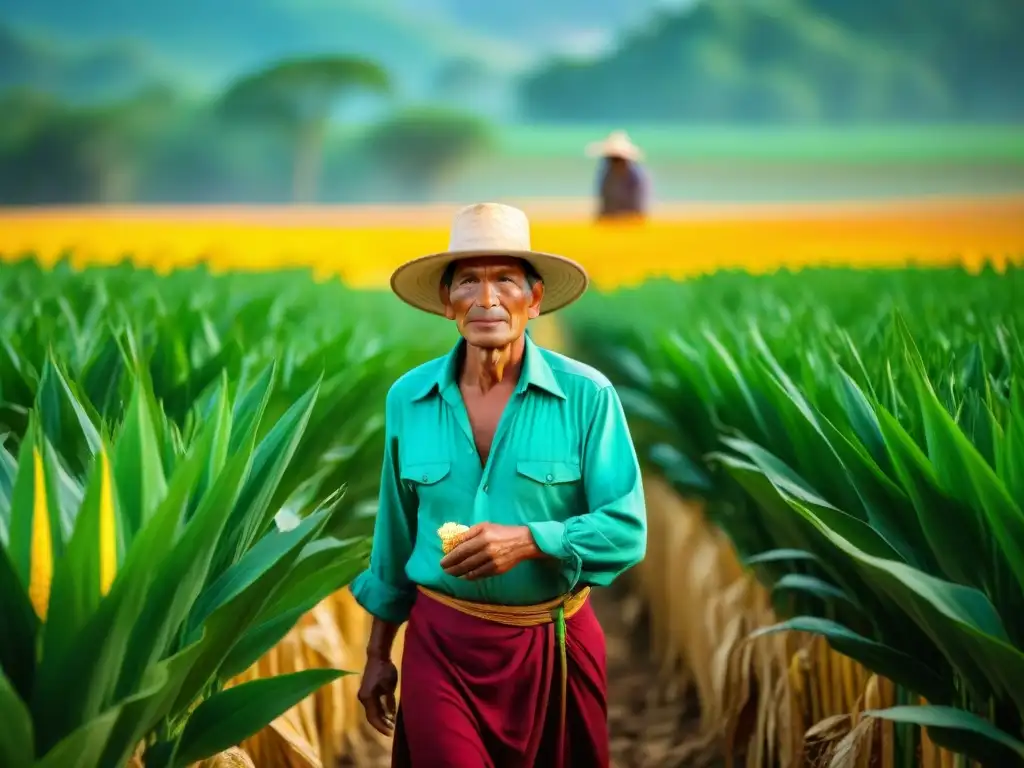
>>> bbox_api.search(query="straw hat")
[390,202,589,317]
[585,130,644,161]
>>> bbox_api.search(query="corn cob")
[438,522,470,555]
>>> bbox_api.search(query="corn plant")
[565,265,1024,765]
[0,257,455,766]
[0,357,371,767]
[0,257,453,529]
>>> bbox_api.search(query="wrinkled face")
[440,256,544,349]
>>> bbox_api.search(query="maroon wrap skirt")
[391,591,609,767]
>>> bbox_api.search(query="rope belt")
[416,585,591,752]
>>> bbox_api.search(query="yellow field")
[2,196,1023,289]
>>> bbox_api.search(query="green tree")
[219,56,391,202]
[361,107,493,201]
[0,84,176,204]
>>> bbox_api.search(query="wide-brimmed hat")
[390,202,589,317]
[585,130,644,161]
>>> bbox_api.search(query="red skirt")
[391,590,609,768]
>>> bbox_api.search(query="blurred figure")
[585,130,648,221]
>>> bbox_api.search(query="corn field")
[2,203,1024,767]
[0,259,449,766]
[563,266,1024,766]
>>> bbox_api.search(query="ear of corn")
[438,522,470,555]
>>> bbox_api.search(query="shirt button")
[422,474,428,482]
[545,474,553,483]
[483,484,489,492]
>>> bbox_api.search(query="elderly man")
[351,202,647,767]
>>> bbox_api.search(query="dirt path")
[599,581,723,768]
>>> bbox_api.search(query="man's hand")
[357,654,399,736]
[440,522,543,580]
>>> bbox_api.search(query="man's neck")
[460,335,526,395]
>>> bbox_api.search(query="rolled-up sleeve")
[350,388,418,624]
[528,384,647,591]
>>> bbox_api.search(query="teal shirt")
[350,335,647,625]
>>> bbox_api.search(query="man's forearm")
[366,616,401,660]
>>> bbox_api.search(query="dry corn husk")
[230,589,403,767]
[196,747,256,767]
[438,522,470,555]
[637,474,973,768]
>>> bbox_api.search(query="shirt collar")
[412,333,566,401]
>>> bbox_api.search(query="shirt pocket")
[400,461,451,507]
[515,459,583,516]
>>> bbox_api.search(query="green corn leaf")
[7,419,44,593]
[743,549,819,566]
[100,639,206,768]
[791,493,1024,712]
[719,452,952,670]
[38,447,110,679]
[227,363,276,457]
[80,330,127,424]
[111,375,167,542]
[0,439,18,546]
[0,669,33,768]
[912,360,1024,597]
[216,377,321,574]
[31,426,204,754]
[172,668,346,768]
[217,603,313,683]
[188,505,334,635]
[170,505,334,717]
[865,705,1024,764]
[32,707,120,768]
[771,573,860,608]
[112,412,240,700]
[252,535,369,628]
[750,617,951,705]
[35,355,102,475]
[0,544,37,702]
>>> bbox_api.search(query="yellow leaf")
[99,449,117,595]
[28,448,53,621]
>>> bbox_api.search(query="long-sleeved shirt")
[350,334,647,625]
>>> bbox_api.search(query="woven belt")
[416,585,591,754]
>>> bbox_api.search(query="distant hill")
[520,0,1024,123]
[0,0,532,107]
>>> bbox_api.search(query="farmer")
[586,130,649,220]
[351,202,647,767]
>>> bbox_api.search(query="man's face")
[440,257,544,349]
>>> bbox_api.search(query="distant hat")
[586,130,644,161]
[390,202,589,317]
